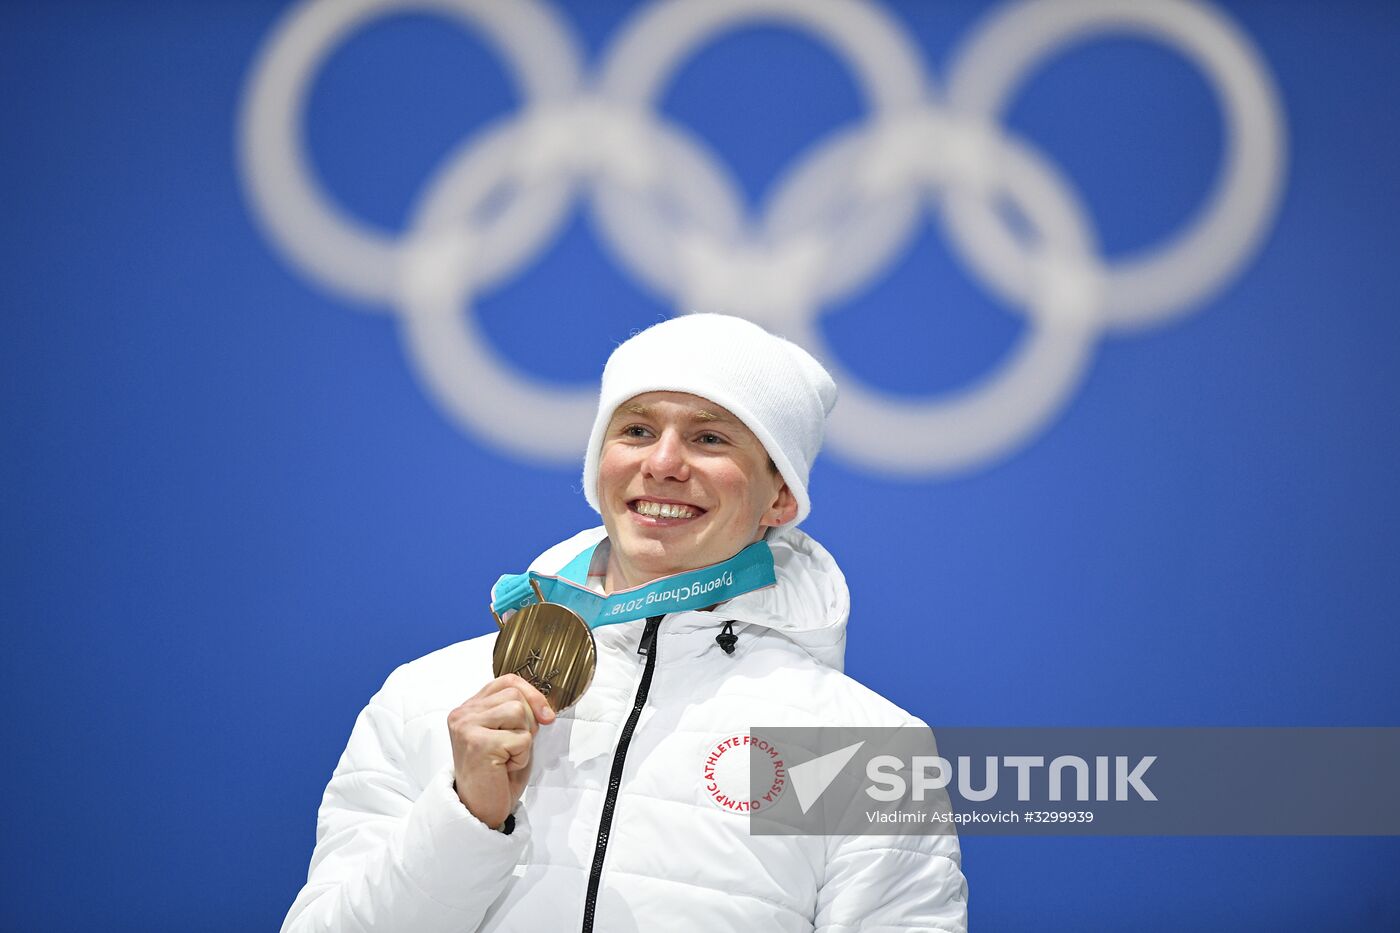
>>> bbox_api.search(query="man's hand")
[448,674,557,830]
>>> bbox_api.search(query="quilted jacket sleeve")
[813,832,967,932]
[281,673,528,932]
[813,717,968,933]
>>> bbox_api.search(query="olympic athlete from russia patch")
[702,733,788,815]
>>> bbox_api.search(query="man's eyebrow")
[611,404,739,428]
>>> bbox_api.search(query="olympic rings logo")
[237,0,1285,474]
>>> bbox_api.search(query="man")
[283,314,968,931]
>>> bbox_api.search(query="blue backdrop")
[3,0,1399,929]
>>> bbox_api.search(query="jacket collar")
[524,525,848,671]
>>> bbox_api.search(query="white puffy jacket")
[283,526,968,931]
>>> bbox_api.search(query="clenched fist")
[448,674,556,830]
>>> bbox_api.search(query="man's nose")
[642,428,689,482]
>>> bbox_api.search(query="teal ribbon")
[491,539,776,628]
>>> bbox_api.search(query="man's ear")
[761,483,799,528]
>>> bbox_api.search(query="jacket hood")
[523,524,849,671]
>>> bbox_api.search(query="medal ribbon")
[491,540,776,628]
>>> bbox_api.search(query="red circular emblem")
[701,733,787,813]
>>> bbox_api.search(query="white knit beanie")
[582,314,838,525]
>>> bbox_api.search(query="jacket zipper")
[580,615,663,933]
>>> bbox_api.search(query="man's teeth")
[635,500,697,519]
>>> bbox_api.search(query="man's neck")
[601,556,645,596]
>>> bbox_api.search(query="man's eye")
[697,433,724,445]
[623,425,650,438]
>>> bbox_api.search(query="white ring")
[798,125,1106,473]
[238,0,583,305]
[944,0,1285,329]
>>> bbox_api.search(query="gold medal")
[491,580,596,713]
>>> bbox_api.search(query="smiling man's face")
[597,391,797,592]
